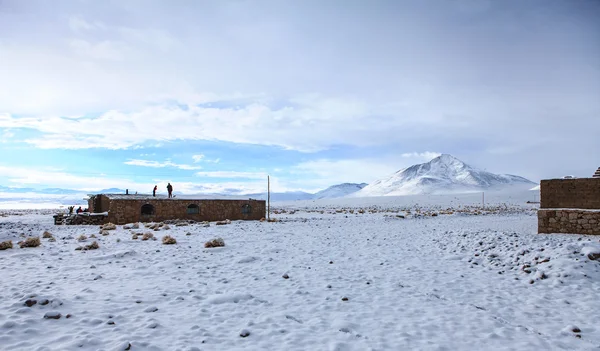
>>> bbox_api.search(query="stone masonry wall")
[64,214,109,225]
[538,209,600,235]
[105,198,266,224]
[540,178,600,210]
[88,196,110,213]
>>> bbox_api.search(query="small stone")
[282,274,289,279]
[66,314,72,319]
[329,261,333,264]
[107,320,115,325]
[43,312,62,319]
[572,327,581,333]
[144,306,158,313]
[588,253,600,261]
[39,299,49,306]
[240,329,251,337]
[24,299,37,307]
[341,297,349,301]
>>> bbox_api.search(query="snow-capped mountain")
[355,154,535,197]
[313,183,368,199]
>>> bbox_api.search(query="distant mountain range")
[244,183,368,201]
[0,154,536,203]
[355,154,535,197]
[0,184,367,202]
[0,186,128,195]
[313,183,368,199]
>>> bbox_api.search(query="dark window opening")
[242,204,252,214]
[187,204,200,214]
[141,204,155,216]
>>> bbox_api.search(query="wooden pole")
[267,175,270,221]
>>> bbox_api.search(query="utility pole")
[267,175,270,221]
[482,192,485,209]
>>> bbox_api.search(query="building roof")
[90,193,262,201]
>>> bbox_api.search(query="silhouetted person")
[167,183,173,198]
[76,206,82,214]
[153,185,157,197]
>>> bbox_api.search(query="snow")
[356,154,536,197]
[313,183,368,199]
[0,193,599,350]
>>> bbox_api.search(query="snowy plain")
[1,192,599,351]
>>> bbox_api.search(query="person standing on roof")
[167,183,173,198]
[153,185,157,197]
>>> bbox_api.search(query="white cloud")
[192,154,220,163]
[290,158,404,190]
[0,1,598,180]
[69,39,128,61]
[68,16,106,32]
[401,152,441,161]
[0,164,279,194]
[195,171,268,179]
[124,159,203,170]
[1,129,14,142]
[0,98,405,152]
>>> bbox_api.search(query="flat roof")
[91,194,264,201]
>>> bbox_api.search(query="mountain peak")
[356,154,535,197]
[430,154,466,165]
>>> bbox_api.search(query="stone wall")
[103,197,266,224]
[540,178,600,210]
[538,178,600,234]
[88,195,110,213]
[64,213,108,225]
[538,209,600,235]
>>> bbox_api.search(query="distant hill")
[96,188,127,194]
[242,191,315,202]
[0,186,80,194]
[312,183,368,199]
[0,184,371,202]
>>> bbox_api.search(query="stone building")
[538,177,600,235]
[87,194,266,225]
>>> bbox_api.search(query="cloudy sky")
[0,0,598,194]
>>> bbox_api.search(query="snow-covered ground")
[0,195,599,351]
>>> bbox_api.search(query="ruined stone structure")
[594,167,600,178]
[87,194,266,225]
[538,178,600,235]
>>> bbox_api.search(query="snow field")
[0,204,599,350]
